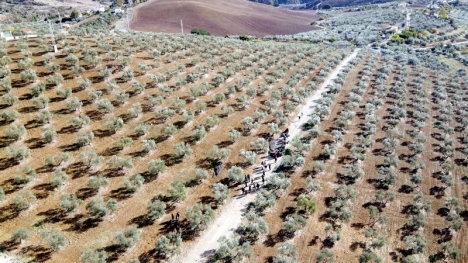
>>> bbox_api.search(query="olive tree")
[86,197,118,219]
[14,166,36,184]
[168,180,186,202]
[228,166,244,185]
[77,131,94,146]
[105,117,124,133]
[11,227,31,244]
[239,149,257,165]
[80,150,103,170]
[87,175,109,191]
[51,169,68,188]
[315,248,335,263]
[60,193,82,213]
[148,159,166,175]
[106,155,133,171]
[6,124,26,141]
[229,129,241,142]
[212,183,230,204]
[240,211,269,241]
[212,235,252,262]
[5,144,30,161]
[173,142,192,159]
[14,191,36,210]
[155,232,181,257]
[80,250,107,263]
[115,226,140,250]
[186,202,215,232]
[41,126,57,143]
[147,200,166,221]
[124,174,145,193]
[41,229,66,252]
[273,242,297,263]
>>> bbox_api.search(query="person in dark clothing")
[262,176,265,184]
[176,212,180,221]
[268,164,271,170]
[245,180,248,187]
[172,214,174,221]
[248,184,251,193]
[262,170,265,176]
[176,225,180,233]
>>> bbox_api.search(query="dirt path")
[0,253,15,263]
[174,48,360,263]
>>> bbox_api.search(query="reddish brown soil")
[129,0,320,36]
[0,35,333,262]
[249,51,468,263]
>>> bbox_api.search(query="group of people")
[169,212,181,233]
[240,159,271,196]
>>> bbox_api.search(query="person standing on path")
[248,184,251,193]
[268,164,271,170]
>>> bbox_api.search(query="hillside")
[253,0,395,8]
[129,0,320,36]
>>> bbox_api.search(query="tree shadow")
[102,244,124,263]
[0,203,20,223]
[65,216,102,233]
[159,154,182,167]
[0,157,19,171]
[37,208,66,224]
[350,241,365,252]
[129,214,154,228]
[20,245,52,262]
[100,146,122,157]
[0,136,15,148]
[308,236,320,246]
[108,187,134,201]
[429,186,446,199]
[76,187,98,200]
[280,206,296,220]
[24,119,41,129]
[93,129,114,139]
[199,195,215,205]
[58,124,79,134]
[217,140,233,148]
[33,183,54,199]
[0,239,18,252]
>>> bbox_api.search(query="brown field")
[0,30,467,263]
[248,51,468,262]
[0,33,335,262]
[129,0,320,36]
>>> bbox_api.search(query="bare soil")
[129,0,320,36]
[0,34,333,262]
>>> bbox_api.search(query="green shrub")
[115,226,139,250]
[191,28,211,36]
[147,200,166,221]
